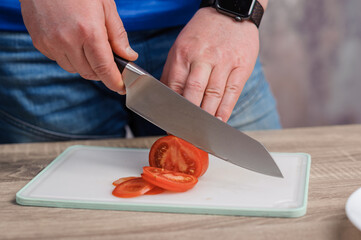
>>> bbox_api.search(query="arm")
[161,0,268,122]
[20,0,137,94]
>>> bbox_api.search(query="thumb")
[104,1,138,61]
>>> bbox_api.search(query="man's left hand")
[161,7,260,122]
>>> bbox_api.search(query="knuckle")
[173,43,191,62]
[31,38,43,51]
[225,83,243,94]
[92,63,112,76]
[167,68,187,93]
[56,61,72,73]
[80,73,98,80]
[187,79,205,93]
[201,47,221,64]
[202,47,215,58]
[204,87,223,99]
[31,37,55,59]
[177,46,189,59]
[65,68,76,74]
[76,22,95,40]
[116,26,127,39]
[112,26,128,43]
[234,56,244,67]
[46,29,73,48]
[104,79,124,92]
[168,81,185,94]
[32,34,50,51]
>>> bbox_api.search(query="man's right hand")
[20,0,137,94]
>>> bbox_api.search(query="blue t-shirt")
[0,0,200,32]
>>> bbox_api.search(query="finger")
[160,56,171,85]
[163,58,190,95]
[182,61,212,106]
[104,0,138,61]
[55,53,76,73]
[83,30,125,93]
[33,41,58,62]
[40,42,76,72]
[66,46,99,80]
[215,67,248,122]
[200,65,229,115]
[37,47,56,61]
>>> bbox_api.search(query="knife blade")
[114,55,283,178]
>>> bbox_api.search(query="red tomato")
[144,187,165,195]
[141,167,198,192]
[149,135,209,178]
[112,176,138,186]
[112,177,155,198]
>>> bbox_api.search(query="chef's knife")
[114,55,283,178]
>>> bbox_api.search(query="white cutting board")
[16,145,311,217]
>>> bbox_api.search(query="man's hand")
[20,0,137,94]
[161,7,260,122]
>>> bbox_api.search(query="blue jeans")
[0,27,281,144]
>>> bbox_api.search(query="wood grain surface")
[1,125,361,240]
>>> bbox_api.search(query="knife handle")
[114,54,129,73]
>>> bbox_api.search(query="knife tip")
[273,169,284,178]
[265,162,284,178]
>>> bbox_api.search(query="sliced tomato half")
[141,166,198,192]
[149,135,209,178]
[112,176,138,186]
[112,177,155,198]
[144,187,165,195]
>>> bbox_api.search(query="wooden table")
[1,125,361,240]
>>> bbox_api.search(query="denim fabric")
[0,27,280,144]
[227,60,282,131]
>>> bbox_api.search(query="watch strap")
[200,0,215,8]
[200,0,264,28]
[250,1,264,28]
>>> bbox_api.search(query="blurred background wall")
[259,0,361,128]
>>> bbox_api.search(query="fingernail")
[126,47,138,57]
[216,116,223,121]
[117,89,126,95]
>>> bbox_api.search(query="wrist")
[195,7,260,38]
[196,6,259,33]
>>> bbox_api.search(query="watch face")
[216,0,256,18]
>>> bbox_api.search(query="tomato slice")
[112,177,155,198]
[144,187,165,195]
[141,167,198,192]
[112,176,138,186]
[149,135,209,178]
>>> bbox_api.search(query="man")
[0,0,280,143]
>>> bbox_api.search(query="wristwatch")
[200,0,264,28]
